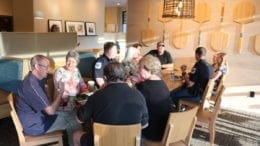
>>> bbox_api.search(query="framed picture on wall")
[65,21,85,36]
[48,19,62,32]
[0,15,13,32]
[85,22,96,36]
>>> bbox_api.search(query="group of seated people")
[14,41,227,146]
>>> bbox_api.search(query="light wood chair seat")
[7,91,64,146]
[94,122,141,146]
[144,106,199,146]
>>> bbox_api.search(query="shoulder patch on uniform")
[191,68,196,74]
[95,62,102,69]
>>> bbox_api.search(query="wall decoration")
[85,22,96,36]
[0,15,13,32]
[48,19,62,32]
[65,21,85,36]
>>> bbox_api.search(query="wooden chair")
[178,79,215,111]
[93,122,141,146]
[144,106,198,146]
[196,85,225,146]
[7,92,64,146]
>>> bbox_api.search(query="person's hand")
[180,64,187,73]
[57,81,65,97]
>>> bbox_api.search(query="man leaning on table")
[170,47,213,104]
[16,55,78,145]
[146,41,173,70]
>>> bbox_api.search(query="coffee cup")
[88,80,95,92]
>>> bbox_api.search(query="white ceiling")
[105,0,127,7]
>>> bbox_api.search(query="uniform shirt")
[77,83,149,146]
[16,72,57,136]
[188,59,213,96]
[146,50,173,65]
[137,80,174,141]
[92,55,115,80]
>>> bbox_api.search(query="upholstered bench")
[0,57,26,119]
[77,52,96,81]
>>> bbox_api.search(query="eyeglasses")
[38,64,49,70]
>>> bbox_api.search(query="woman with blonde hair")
[212,52,228,92]
[136,55,174,142]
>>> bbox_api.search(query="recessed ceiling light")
[117,2,120,6]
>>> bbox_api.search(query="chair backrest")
[7,93,26,144]
[161,106,198,146]
[212,85,225,119]
[93,122,141,146]
[201,79,215,109]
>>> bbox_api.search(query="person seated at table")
[145,41,173,70]
[122,45,143,86]
[92,42,118,88]
[53,50,88,110]
[170,47,213,104]
[73,62,149,146]
[212,52,228,94]
[16,55,77,145]
[136,55,174,142]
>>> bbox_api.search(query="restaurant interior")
[0,0,259,146]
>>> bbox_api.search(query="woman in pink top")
[54,50,88,109]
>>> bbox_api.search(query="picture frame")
[65,21,86,36]
[85,22,96,36]
[48,19,62,32]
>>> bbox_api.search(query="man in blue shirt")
[16,55,79,145]
[170,47,213,104]
[92,42,117,88]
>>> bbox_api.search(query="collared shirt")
[16,72,56,136]
[188,59,213,96]
[77,83,149,146]
[146,50,173,65]
[92,54,115,79]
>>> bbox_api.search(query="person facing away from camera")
[73,62,149,146]
[136,55,174,141]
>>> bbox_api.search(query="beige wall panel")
[0,0,13,15]
[127,0,260,87]
[13,0,33,32]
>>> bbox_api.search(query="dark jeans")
[170,87,201,105]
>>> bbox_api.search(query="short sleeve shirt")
[92,55,115,79]
[188,59,213,96]
[146,50,173,65]
[53,67,87,98]
[77,83,148,146]
[16,72,56,136]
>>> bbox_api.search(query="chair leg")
[209,122,215,146]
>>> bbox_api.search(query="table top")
[161,69,184,91]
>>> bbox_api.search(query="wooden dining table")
[161,69,184,91]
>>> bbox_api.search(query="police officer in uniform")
[92,42,117,88]
[170,47,213,104]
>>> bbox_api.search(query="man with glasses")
[16,55,76,144]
